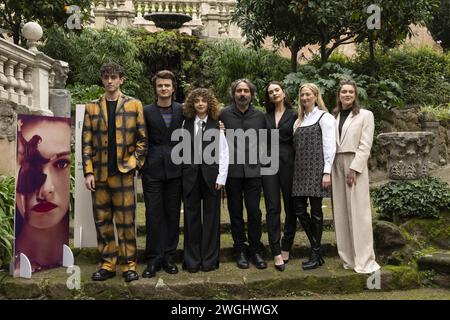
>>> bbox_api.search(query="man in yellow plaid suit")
[82,63,147,282]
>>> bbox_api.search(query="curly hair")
[100,62,125,78]
[183,88,220,120]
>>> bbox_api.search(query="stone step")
[417,251,450,274]
[0,259,423,300]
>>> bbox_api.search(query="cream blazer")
[335,109,374,173]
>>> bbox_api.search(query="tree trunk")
[320,42,328,64]
[289,40,300,72]
[368,32,376,78]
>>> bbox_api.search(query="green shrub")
[67,83,104,111]
[200,40,290,105]
[0,176,15,266]
[373,177,450,221]
[283,62,402,118]
[353,45,450,106]
[130,29,207,102]
[41,26,150,103]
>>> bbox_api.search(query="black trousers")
[183,170,221,269]
[142,175,182,266]
[262,173,296,256]
[225,177,263,256]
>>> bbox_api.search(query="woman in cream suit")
[332,80,380,274]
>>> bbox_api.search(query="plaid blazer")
[82,93,147,182]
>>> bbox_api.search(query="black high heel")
[275,263,285,272]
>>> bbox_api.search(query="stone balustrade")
[91,0,240,39]
[0,23,68,116]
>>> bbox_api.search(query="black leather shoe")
[123,270,139,282]
[200,265,218,272]
[251,253,267,269]
[236,252,249,269]
[163,261,179,274]
[142,263,160,278]
[91,269,116,281]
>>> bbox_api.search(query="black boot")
[294,197,315,267]
[302,213,324,270]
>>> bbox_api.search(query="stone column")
[203,1,220,39]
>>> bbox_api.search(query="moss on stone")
[383,265,422,290]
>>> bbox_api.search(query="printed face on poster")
[14,114,71,275]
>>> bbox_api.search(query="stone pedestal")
[49,89,71,118]
[377,132,435,180]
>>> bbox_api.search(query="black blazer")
[181,118,220,196]
[142,102,184,180]
[264,108,297,172]
[219,104,266,178]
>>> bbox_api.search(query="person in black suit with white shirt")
[180,88,229,273]
[141,70,184,278]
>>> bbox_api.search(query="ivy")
[373,177,450,221]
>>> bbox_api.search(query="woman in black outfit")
[262,81,297,271]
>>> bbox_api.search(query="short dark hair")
[230,78,256,102]
[100,62,125,78]
[152,70,177,99]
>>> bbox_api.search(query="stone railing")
[91,0,240,39]
[0,22,68,115]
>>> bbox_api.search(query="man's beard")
[236,96,249,108]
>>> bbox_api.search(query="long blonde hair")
[297,83,327,124]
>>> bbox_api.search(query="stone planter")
[377,132,435,180]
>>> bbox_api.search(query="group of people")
[80,62,380,283]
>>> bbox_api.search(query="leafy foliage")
[199,40,290,106]
[232,0,435,67]
[0,0,91,44]
[282,62,402,112]
[66,83,104,110]
[373,177,450,221]
[129,29,208,103]
[0,176,15,265]
[419,103,450,121]
[41,26,150,103]
[375,46,450,106]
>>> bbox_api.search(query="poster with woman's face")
[14,114,71,275]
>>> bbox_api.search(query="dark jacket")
[181,118,220,195]
[142,102,184,180]
[264,108,297,172]
[219,104,266,178]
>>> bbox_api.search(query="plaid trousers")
[92,172,137,272]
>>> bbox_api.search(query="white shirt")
[293,107,336,174]
[195,115,229,185]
